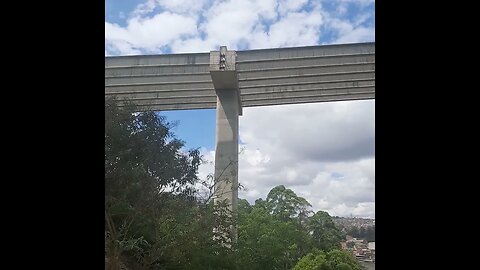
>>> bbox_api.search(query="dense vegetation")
[105,100,364,270]
[346,227,375,242]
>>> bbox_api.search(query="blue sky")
[160,109,216,150]
[106,0,375,218]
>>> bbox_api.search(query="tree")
[365,226,375,242]
[348,227,359,238]
[105,99,214,269]
[293,249,362,270]
[336,262,353,270]
[324,249,362,270]
[237,198,252,221]
[308,211,343,252]
[359,227,366,239]
[105,108,367,270]
[292,251,327,270]
[237,205,302,269]
[265,185,313,223]
[237,191,314,270]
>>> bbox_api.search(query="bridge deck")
[105,43,375,111]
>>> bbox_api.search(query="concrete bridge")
[105,42,375,239]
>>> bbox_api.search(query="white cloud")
[325,16,375,44]
[106,0,375,55]
[170,38,215,53]
[244,148,270,166]
[353,13,373,26]
[132,0,157,17]
[329,202,375,218]
[198,147,215,181]
[322,4,375,44]
[197,100,375,218]
[105,11,198,54]
[240,101,375,163]
[195,0,280,50]
[249,10,323,49]
[335,0,374,6]
[238,101,375,218]
[105,39,142,55]
[200,1,261,48]
[335,26,375,43]
[157,0,209,14]
[277,0,309,15]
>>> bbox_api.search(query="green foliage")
[235,185,320,269]
[292,251,327,270]
[105,99,365,270]
[265,185,313,222]
[336,262,353,270]
[237,205,311,270]
[105,99,233,269]
[236,186,351,270]
[346,226,374,242]
[293,249,363,270]
[308,211,343,252]
[293,249,362,270]
[324,249,362,270]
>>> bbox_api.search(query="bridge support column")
[214,88,239,241]
[210,46,242,243]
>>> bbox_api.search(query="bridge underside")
[105,42,374,111]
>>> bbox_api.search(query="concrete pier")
[210,46,241,241]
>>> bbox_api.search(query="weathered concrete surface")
[105,42,375,111]
[210,47,240,242]
[213,88,239,211]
